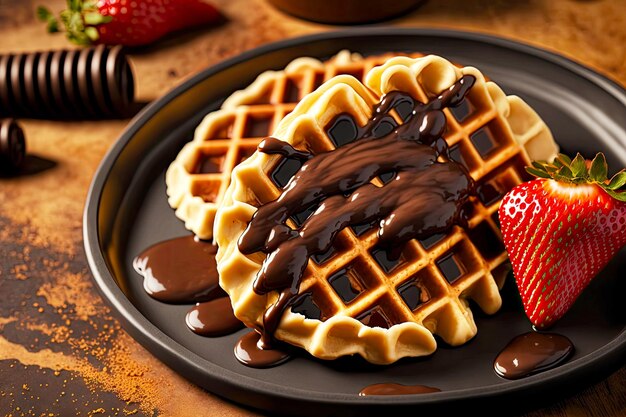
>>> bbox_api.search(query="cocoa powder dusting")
[0,215,254,416]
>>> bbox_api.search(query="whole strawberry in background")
[499,153,626,329]
[37,0,222,47]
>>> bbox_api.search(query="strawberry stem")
[527,152,626,202]
[36,0,112,46]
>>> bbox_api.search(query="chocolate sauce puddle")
[359,383,441,396]
[494,332,574,379]
[133,235,244,337]
[234,331,291,368]
[133,235,226,303]
[186,298,244,337]
[133,236,290,368]
[238,75,476,347]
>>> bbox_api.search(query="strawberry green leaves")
[589,152,608,183]
[526,152,626,202]
[608,171,626,190]
[37,0,111,45]
[570,153,587,178]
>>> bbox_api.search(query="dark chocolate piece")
[0,45,135,119]
[23,52,42,116]
[0,54,12,112]
[10,53,28,115]
[0,118,26,172]
[77,47,99,117]
[90,45,112,117]
[63,49,80,114]
[49,50,70,114]
[36,51,55,116]
[105,45,134,116]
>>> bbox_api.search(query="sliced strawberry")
[499,153,626,328]
[37,0,222,47]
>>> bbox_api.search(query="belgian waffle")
[166,50,399,239]
[214,54,558,364]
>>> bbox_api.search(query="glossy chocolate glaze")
[238,75,476,347]
[185,298,244,337]
[494,332,574,379]
[234,331,291,368]
[132,235,226,303]
[359,383,441,396]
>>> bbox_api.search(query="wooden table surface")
[1,0,625,415]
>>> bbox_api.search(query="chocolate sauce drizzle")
[238,75,476,347]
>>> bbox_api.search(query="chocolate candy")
[0,45,134,119]
[0,118,26,172]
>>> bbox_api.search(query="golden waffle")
[215,54,558,364]
[166,50,398,239]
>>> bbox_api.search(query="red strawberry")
[37,0,222,47]
[499,152,626,328]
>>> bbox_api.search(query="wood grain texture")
[0,0,625,415]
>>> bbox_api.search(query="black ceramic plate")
[84,29,626,416]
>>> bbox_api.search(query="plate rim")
[83,27,626,413]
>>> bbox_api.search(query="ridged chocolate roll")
[0,118,25,172]
[0,45,134,119]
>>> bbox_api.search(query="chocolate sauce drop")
[494,332,574,380]
[234,331,291,368]
[132,235,226,304]
[359,383,441,396]
[186,299,244,337]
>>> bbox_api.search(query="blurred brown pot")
[266,0,424,24]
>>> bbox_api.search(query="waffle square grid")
[239,71,531,339]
